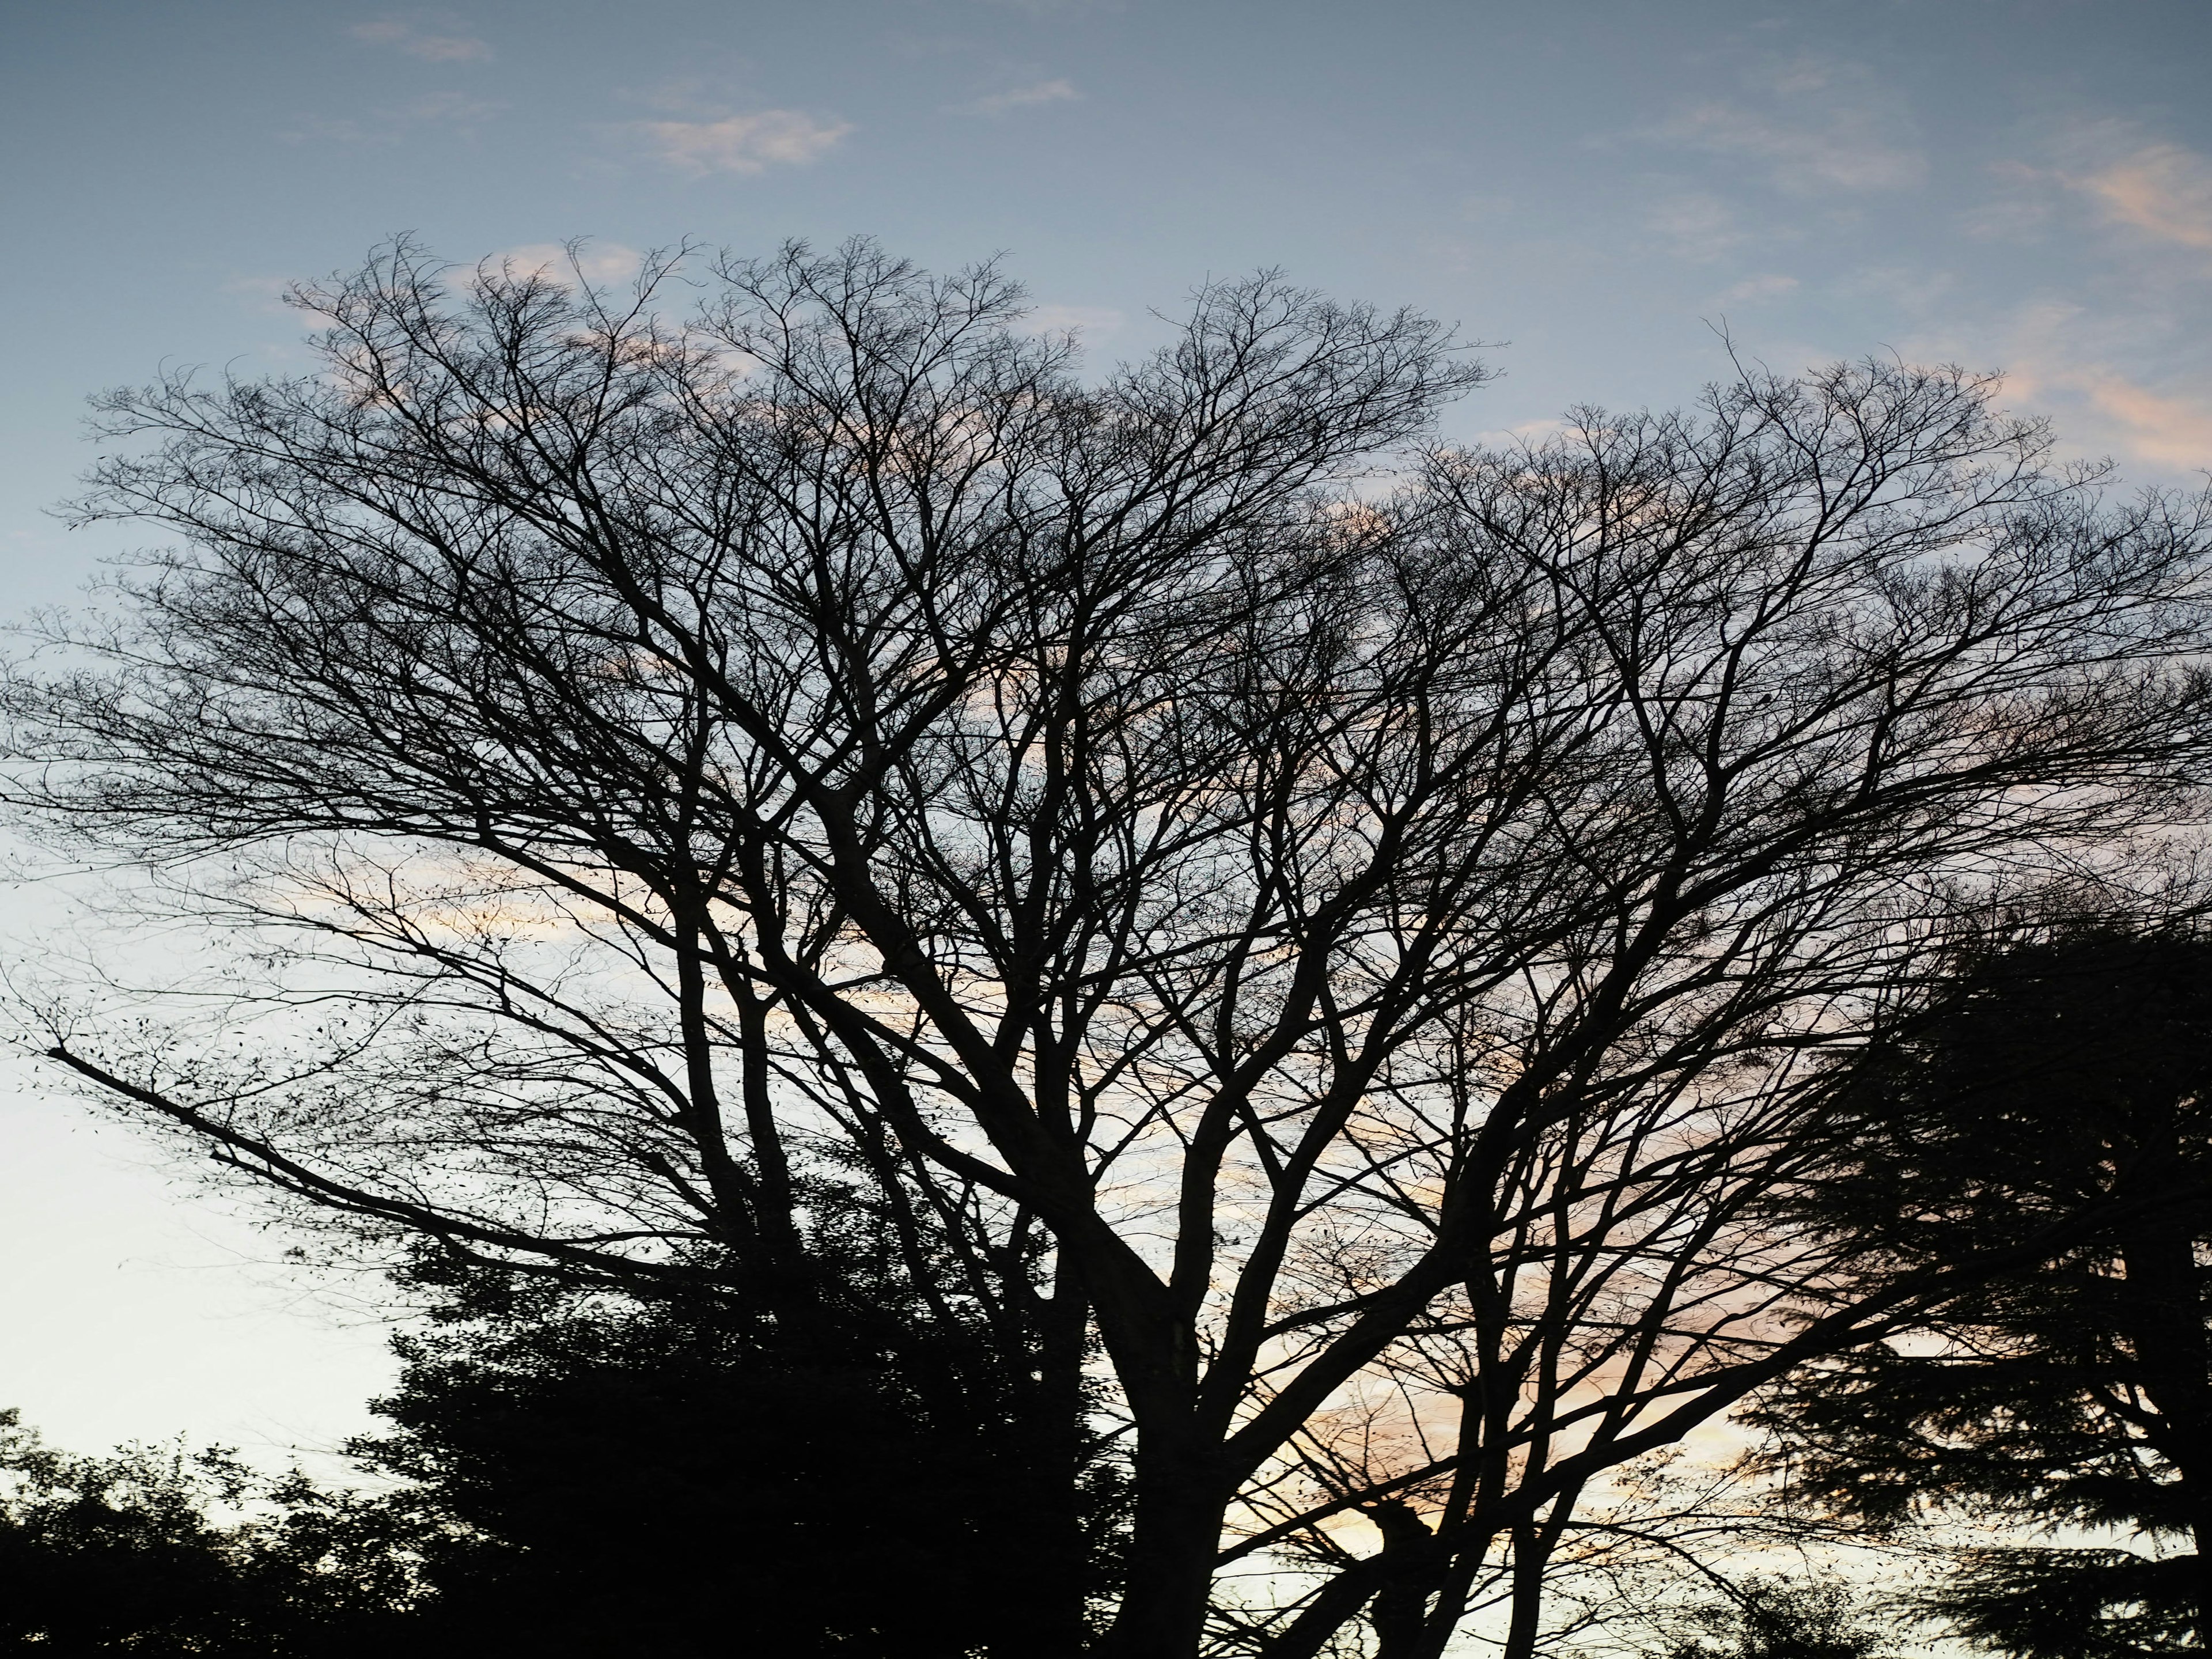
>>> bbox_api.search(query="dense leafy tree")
[3,1237,1128,1657]
[359,1247,1128,1658]
[0,1408,418,1656]
[1755,930,2212,1657]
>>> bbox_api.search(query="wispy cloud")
[1645,192,1750,263]
[1987,301,2212,479]
[285,90,503,145]
[1016,302,1123,338]
[2013,353,2212,474]
[1718,274,1800,304]
[1475,416,1574,448]
[2074,143,2212,251]
[1959,162,2055,242]
[396,91,500,126]
[221,275,295,317]
[1652,58,1923,195]
[1663,103,1922,194]
[952,78,1080,116]
[1874,126,2212,486]
[637,111,852,176]
[2071,369,2212,469]
[349,17,491,63]
[494,243,647,288]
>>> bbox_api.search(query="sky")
[2,0,2210,1469]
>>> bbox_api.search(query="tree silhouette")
[1645,1577,1895,1659]
[1755,930,2212,1657]
[9,238,2211,1656]
[354,1237,1128,1656]
[4,1221,1129,1659]
[0,1408,419,1656]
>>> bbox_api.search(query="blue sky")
[2,0,2210,1461]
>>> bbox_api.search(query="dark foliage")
[361,1253,1128,1658]
[1,1255,1128,1658]
[1922,1547,2198,1659]
[1755,930,2212,1655]
[1645,1577,1895,1659]
[0,1408,418,1656]
[1,1153,1128,1658]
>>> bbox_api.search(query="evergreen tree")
[1,1246,1129,1658]
[1755,930,2212,1657]
[0,1158,1128,1656]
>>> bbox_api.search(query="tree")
[1752,929,2212,1657]
[3,1224,1128,1659]
[0,1408,419,1655]
[1638,1577,1896,1659]
[7,237,2210,1657]
[355,1243,1129,1656]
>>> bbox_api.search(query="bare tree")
[7,238,2210,1657]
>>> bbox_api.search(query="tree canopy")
[0,1408,418,1656]
[1755,929,2212,1657]
[9,238,2212,1657]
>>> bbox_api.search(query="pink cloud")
[493,243,647,289]
[2074,372,2212,471]
[2077,144,2212,251]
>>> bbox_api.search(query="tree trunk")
[1097,1464,1226,1658]
[1368,1502,1445,1659]
[2118,1175,2212,1646]
[991,1287,1099,1659]
[1495,1519,1544,1659]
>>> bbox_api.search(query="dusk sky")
[3,0,2210,1469]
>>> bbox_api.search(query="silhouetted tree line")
[0,967,2198,1659]
[5,237,2212,1654]
[20,926,2212,1655]
[6,1236,1128,1656]
[1646,1577,1895,1659]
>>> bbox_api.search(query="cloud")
[1664,101,1923,194]
[2075,144,2212,251]
[1650,57,1924,196]
[952,78,1080,116]
[221,275,295,316]
[1990,305,2212,479]
[1475,416,1574,448]
[1960,164,2055,242]
[393,90,500,126]
[284,90,503,145]
[1718,274,1800,304]
[494,243,647,289]
[349,17,491,62]
[1645,192,1749,263]
[637,111,852,176]
[622,75,755,118]
[1017,303,1123,338]
[2073,372,2212,470]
